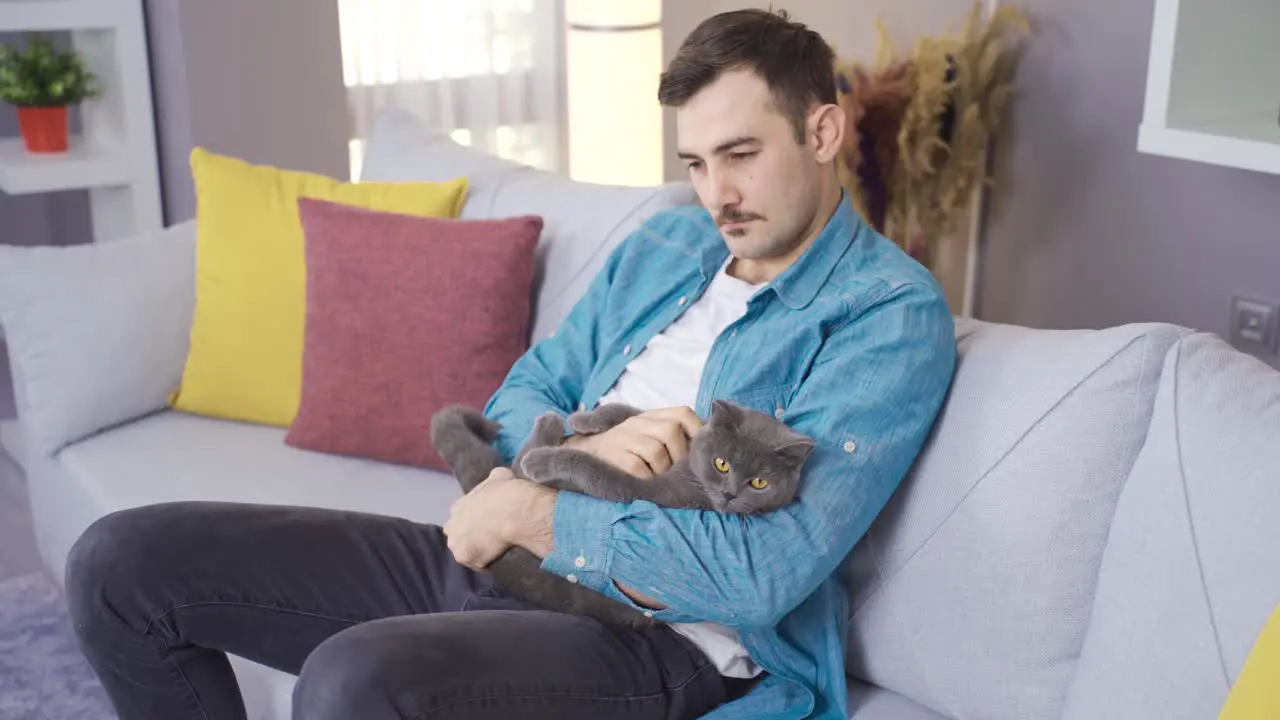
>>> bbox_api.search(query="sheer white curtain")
[338,0,566,180]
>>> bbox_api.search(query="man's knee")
[64,503,188,632]
[293,619,458,720]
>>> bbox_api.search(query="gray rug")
[0,572,115,719]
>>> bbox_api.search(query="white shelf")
[0,0,119,31]
[0,136,130,194]
[0,0,163,242]
[1139,0,1280,175]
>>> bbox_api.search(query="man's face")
[675,68,825,261]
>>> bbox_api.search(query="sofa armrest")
[0,221,196,460]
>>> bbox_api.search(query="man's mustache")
[717,208,763,226]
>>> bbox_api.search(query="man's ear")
[808,102,846,165]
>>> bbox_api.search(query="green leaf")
[0,33,100,107]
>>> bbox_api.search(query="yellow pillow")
[1219,603,1280,719]
[170,147,468,427]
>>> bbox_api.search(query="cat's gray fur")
[429,400,815,629]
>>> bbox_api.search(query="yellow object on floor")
[170,148,468,427]
[1219,603,1280,719]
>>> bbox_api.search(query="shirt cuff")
[541,490,619,588]
[541,491,694,624]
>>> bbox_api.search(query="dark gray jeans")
[64,501,749,719]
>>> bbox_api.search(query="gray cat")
[519,400,815,513]
[429,400,815,629]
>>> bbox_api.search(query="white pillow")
[360,108,699,342]
[0,222,196,459]
[844,318,1190,720]
[1062,333,1280,720]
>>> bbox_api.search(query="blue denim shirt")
[484,193,956,719]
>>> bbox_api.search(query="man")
[65,9,955,720]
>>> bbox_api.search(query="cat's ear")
[776,438,816,465]
[710,399,744,428]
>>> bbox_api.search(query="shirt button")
[578,402,587,411]
[643,611,655,618]
[730,330,738,339]
[677,296,687,306]
[566,574,579,584]
[843,440,857,453]
[574,556,587,568]
[622,344,632,355]
[774,407,785,419]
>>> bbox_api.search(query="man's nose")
[706,168,742,213]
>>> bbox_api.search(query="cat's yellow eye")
[714,458,730,473]
[750,478,769,490]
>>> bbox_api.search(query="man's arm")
[516,283,956,628]
[481,240,627,463]
[504,499,666,609]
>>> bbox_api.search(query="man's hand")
[565,406,703,478]
[443,467,558,570]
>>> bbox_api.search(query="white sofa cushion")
[1061,333,1280,720]
[359,108,699,342]
[0,224,197,459]
[34,410,463,594]
[55,411,462,526]
[843,318,1190,720]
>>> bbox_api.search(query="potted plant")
[0,35,101,154]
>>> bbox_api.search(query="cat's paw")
[568,403,640,435]
[518,447,559,484]
[531,412,566,445]
[566,411,601,436]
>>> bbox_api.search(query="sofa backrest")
[1061,332,1280,720]
[842,318,1189,720]
[359,109,699,343]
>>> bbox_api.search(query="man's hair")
[657,9,837,143]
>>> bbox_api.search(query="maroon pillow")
[285,197,541,470]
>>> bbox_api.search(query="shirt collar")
[772,192,862,309]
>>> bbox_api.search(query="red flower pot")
[16,105,70,153]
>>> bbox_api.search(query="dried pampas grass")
[835,2,1029,267]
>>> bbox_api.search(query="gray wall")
[0,33,92,248]
[144,0,350,224]
[978,0,1280,368]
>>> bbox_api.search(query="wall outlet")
[1230,296,1279,354]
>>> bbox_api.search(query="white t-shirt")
[596,260,765,679]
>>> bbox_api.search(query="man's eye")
[730,152,757,161]
[686,161,704,172]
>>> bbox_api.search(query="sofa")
[1,108,1278,720]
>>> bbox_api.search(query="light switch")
[1230,296,1279,354]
